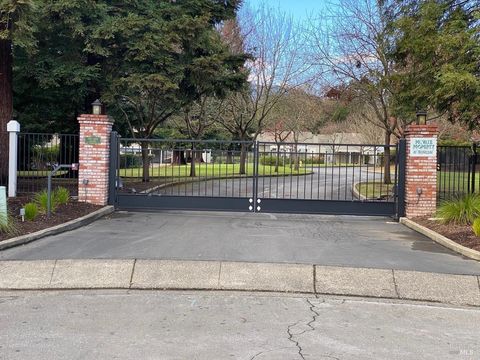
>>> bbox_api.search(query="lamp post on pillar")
[416,110,427,125]
[7,120,20,198]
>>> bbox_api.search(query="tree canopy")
[10,0,249,135]
[389,0,480,128]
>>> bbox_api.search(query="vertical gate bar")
[310,149,314,200]
[344,146,349,200]
[303,149,306,199]
[268,148,272,199]
[324,147,327,200]
[238,144,242,198]
[393,145,398,202]
[295,148,299,200]
[352,146,357,201]
[374,146,378,200]
[317,145,321,200]
[108,131,118,206]
[396,139,407,219]
[330,145,337,200]
[472,143,477,194]
[252,141,259,211]
[366,147,371,200]
[282,147,286,199]
[288,148,297,199]
[467,147,471,194]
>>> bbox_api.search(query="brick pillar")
[78,114,113,206]
[404,124,439,218]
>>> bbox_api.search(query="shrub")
[260,155,288,166]
[303,156,324,165]
[473,218,480,237]
[0,212,18,236]
[34,190,59,214]
[31,144,60,170]
[437,194,480,225]
[24,202,39,221]
[54,187,70,205]
[120,154,143,169]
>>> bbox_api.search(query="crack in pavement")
[249,346,293,360]
[286,320,305,360]
[285,298,324,359]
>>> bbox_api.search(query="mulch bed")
[414,217,480,252]
[0,196,101,242]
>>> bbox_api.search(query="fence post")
[404,124,439,218]
[396,139,407,218]
[108,131,119,206]
[78,112,114,206]
[7,120,20,198]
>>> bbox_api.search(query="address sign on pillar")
[410,138,437,157]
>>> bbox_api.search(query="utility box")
[0,186,7,226]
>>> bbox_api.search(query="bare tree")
[218,4,310,174]
[309,0,406,183]
[171,96,220,177]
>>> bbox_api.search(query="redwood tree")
[0,33,12,184]
[0,0,34,184]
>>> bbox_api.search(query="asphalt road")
[1,291,479,359]
[152,167,386,201]
[2,211,480,275]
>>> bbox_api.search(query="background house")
[256,132,386,165]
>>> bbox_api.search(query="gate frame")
[110,137,406,218]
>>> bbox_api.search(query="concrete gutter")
[0,206,114,251]
[0,259,478,307]
[400,217,480,262]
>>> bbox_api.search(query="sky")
[243,0,330,22]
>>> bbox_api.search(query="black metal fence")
[116,138,398,203]
[437,144,479,201]
[16,133,79,196]
[117,138,256,198]
[257,142,397,202]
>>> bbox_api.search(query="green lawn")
[437,171,480,193]
[119,163,308,178]
[355,182,394,199]
[17,170,68,177]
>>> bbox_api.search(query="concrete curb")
[138,172,315,194]
[0,260,478,307]
[351,182,368,201]
[400,217,480,262]
[0,206,115,251]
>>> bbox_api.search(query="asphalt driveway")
[1,211,480,275]
[151,167,383,201]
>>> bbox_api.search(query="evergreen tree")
[0,0,34,183]
[390,0,480,127]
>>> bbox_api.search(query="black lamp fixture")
[416,110,427,125]
[92,99,104,115]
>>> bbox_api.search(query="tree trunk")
[190,145,196,177]
[384,131,392,184]
[293,143,300,171]
[274,146,280,173]
[225,150,233,164]
[141,142,150,182]
[173,150,186,165]
[0,38,13,185]
[239,143,247,175]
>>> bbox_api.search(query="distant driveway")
[1,211,479,275]
[153,167,384,200]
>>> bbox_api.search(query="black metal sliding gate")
[110,134,406,217]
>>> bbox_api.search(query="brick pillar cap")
[405,124,438,136]
[78,114,114,124]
